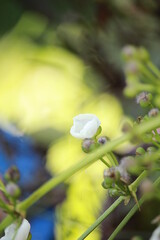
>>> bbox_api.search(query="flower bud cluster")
[4,166,21,199]
[81,135,108,153]
[102,157,134,198]
[122,45,155,98]
[129,146,158,175]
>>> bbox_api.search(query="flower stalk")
[1,115,160,233]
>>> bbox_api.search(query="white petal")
[70,126,83,139]
[80,119,99,138]
[15,219,30,240]
[70,114,101,139]
[0,223,17,240]
[150,226,160,240]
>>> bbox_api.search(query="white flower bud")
[70,114,101,139]
[0,219,30,240]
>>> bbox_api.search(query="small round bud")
[148,108,159,117]
[119,156,134,170]
[136,147,145,156]
[4,166,20,183]
[147,146,156,154]
[102,177,113,189]
[122,45,136,60]
[137,47,149,62]
[124,61,139,75]
[121,122,132,133]
[81,139,96,153]
[136,92,152,107]
[156,128,160,134]
[118,157,134,184]
[98,136,108,145]
[124,85,138,98]
[140,179,153,195]
[6,182,21,198]
[108,189,120,197]
[105,167,120,182]
[142,132,153,143]
[136,116,143,124]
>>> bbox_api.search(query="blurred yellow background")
[0,13,123,239]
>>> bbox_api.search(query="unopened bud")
[136,147,145,156]
[136,92,152,107]
[136,116,143,124]
[121,122,132,133]
[140,179,153,195]
[122,45,136,60]
[4,166,20,183]
[119,156,134,170]
[108,189,120,197]
[147,146,156,154]
[98,136,109,145]
[148,108,159,117]
[102,177,113,189]
[124,61,139,75]
[118,157,134,184]
[104,167,120,182]
[82,139,96,153]
[137,47,149,62]
[6,182,21,198]
[124,84,139,98]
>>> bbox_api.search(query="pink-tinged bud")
[98,136,109,145]
[124,61,139,75]
[6,182,21,198]
[81,139,96,153]
[4,166,20,183]
[136,92,152,107]
[148,108,159,117]
[122,45,136,60]
[140,179,153,195]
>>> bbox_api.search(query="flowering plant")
[0,46,160,239]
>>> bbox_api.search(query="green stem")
[140,64,159,85]
[109,152,118,165]
[78,196,125,240]
[0,134,130,233]
[151,140,160,148]
[1,115,160,232]
[106,153,116,166]
[100,157,111,168]
[129,170,147,192]
[108,176,160,240]
[147,61,160,78]
[78,170,148,239]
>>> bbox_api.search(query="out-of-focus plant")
[0,46,160,239]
